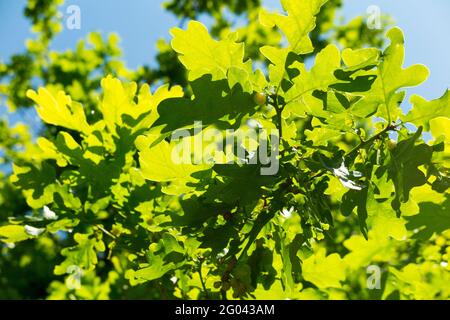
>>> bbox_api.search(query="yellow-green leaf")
[171,21,246,81]
[259,0,327,54]
[27,88,90,134]
[0,225,32,243]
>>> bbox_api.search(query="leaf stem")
[272,94,283,139]
[345,123,397,158]
[95,224,117,239]
[198,260,210,299]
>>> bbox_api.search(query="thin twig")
[198,260,210,299]
[95,224,117,239]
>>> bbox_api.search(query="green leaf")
[99,75,184,135]
[205,164,278,204]
[403,90,450,131]
[305,127,343,146]
[429,117,450,168]
[170,21,246,81]
[284,44,341,117]
[387,128,433,213]
[343,232,397,270]
[350,28,429,119]
[366,197,407,240]
[341,188,369,238]
[302,248,346,289]
[125,254,176,286]
[260,0,327,54]
[430,117,450,142]
[27,88,90,134]
[0,225,32,243]
[389,263,450,300]
[342,47,380,71]
[406,197,450,240]
[10,162,58,209]
[54,233,104,275]
[153,76,257,133]
[260,46,289,85]
[253,280,299,299]
[227,66,253,93]
[125,233,187,285]
[136,135,211,195]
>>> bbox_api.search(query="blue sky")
[0,0,449,110]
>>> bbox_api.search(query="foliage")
[0,0,449,300]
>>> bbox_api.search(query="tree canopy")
[0,0,448,300]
